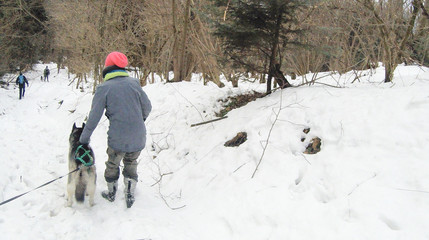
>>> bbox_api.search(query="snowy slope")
[0,63,428,240]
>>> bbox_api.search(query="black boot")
[124,178,137,208]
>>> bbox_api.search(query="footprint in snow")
[379,215,400,231]
[294,167,306,185]
[313,179,336,203]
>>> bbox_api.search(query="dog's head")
[70,123,94,166]
[69,123,85,145]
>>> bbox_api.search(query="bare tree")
[357,0,421,82]
[40,0,428,89]
[48,0,144,90]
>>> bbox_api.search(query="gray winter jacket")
[79,75,152,152]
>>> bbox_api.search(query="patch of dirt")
[224,132,247,147]
[216,91,266,117]
[304,137,322,154]
[302,128,322,154]
[303,128,310,134]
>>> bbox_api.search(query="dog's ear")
[73,123,77,129]
[82,122,86,129]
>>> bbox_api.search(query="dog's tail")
[75,169,87,202]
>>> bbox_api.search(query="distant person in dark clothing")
[43,66,50,82]
[16,72,29,99]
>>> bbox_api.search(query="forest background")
[1,0,428,93]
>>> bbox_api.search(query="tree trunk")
[173,0,192,82]
[384,63,394,83]
[360,0,421,83]
[93,0,108,92]
[273,64,292,88]
[180,0,191,81]
[172,0,179,82]
[266,8,283,94]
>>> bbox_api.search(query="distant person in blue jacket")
[43,66,50,82]
[79,51,152,208]
[16,72,29,100]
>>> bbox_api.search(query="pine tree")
[215,0,304,93]
[0,0,50,75]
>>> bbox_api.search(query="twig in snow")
[206,174,217,186]
[190,116,228,127]
[157,184,186,210]
[299,153,311,165]
[347,173,377,196]
[312,82,344,88]
[196,142,223,163]
[170,84,209,127]
[150,158,186,210]
[150,172,173,187]
[57,100,64,109]
[233,163,247,173]
[251,91,284,178]
[347,173,377,219]
[287,72,345,89]
[394,188,429,194]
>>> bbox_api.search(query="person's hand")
[78,142,90,150]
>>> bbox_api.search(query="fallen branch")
[190,116,228,127]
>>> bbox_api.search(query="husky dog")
[67,123,96,207]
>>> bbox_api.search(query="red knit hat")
[104,51,128,68]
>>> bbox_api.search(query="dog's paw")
[65,199,73,207]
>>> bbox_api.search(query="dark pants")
[19,86,25,99]
[44,75,49,82]
[104,147,141,183]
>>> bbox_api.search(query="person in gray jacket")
[79,51,152,208]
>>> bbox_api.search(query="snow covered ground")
[0,63,429,240]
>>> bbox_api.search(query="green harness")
[75,145,94,167]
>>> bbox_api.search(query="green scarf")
[104,70,129,81]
